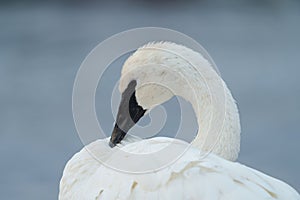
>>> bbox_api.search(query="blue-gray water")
[0,2,299,199]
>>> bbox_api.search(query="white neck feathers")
[119,42,240,161]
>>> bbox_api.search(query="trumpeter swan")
[59,42,300,200]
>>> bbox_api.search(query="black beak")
[109,80,146,147]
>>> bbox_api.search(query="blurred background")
[0,0,300,199]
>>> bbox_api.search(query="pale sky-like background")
[0,0,299,199]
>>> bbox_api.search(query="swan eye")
[129,91,146,123]
[109,80,146,147]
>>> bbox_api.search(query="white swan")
[59,42,300,200]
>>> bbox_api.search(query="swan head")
[110,42,241,161]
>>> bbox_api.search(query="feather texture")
[59,138,299,200]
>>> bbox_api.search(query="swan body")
[59,42,300,199]
[60,138,299,200]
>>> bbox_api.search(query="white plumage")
[59,42,300,200]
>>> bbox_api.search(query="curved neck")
[120,42,241,161]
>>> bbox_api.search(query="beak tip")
[109,140,116,148]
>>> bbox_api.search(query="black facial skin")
[109,80,146,147]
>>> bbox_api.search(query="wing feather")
[59,138,300,200]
